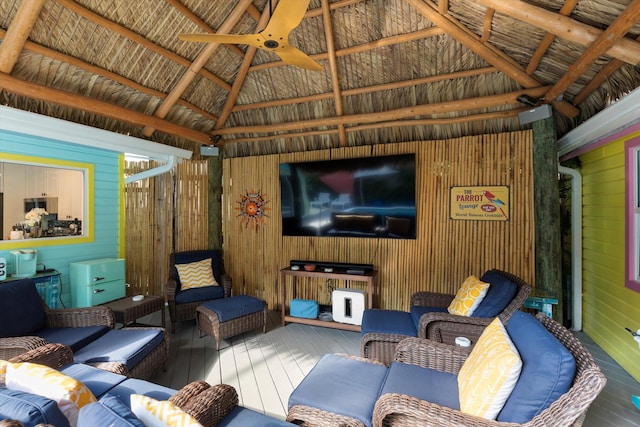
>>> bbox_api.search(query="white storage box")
[332,288,366,325]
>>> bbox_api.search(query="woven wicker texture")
[196,298,266,350]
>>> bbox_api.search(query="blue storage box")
[290,299,319,319]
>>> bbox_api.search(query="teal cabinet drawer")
[70,258,125,307]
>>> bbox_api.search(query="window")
[626,137,640,291]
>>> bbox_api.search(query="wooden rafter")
[0,73,211,145]
[142,0,253,137]
[0,0,45,74]
[526,0,579,75]
[479,0,640,65]
[407,0,579,118]
[55,0,231,92]
[544,0,640,104]
[322,0,346,146]
[232,66,498,113]
[0,28,218,123]
[481,8,495,43]
[213,1,274,131]
[212,86,550,139]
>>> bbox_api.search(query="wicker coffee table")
[196,295,267,350]
[104,295,165,328]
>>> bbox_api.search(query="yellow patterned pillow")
[0,359,8,386]
[175,258,219,290]
[447,275,490,316]
[131,394,203,427]
[6,362,97,426]
[458,318,522,420]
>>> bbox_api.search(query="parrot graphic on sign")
[483,190,508,219]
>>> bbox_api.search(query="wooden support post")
[208,155,223,251]
[532,116,563,323]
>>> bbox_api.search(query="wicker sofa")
[361,269,531,365]
[0,278,168,380]
[166,250,232,333]
[287,312,606,427]
[0,343,294,427]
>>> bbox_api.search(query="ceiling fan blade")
[178,33,262,48]
[263,0,312,38]
[275,45,323,71]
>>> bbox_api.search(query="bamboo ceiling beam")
[0,28,218,123]
[248,26,446,72]
[166,0,244,57]
[407,0,579,118]
[478,0,640,65]
[55,0,231,92]
[212,86,550,138]
[305,0,365,18]
[322,0,346,146]
[214,4,274,132]
[0,73,211,145]
[223,108,525,144]
[142,0,253,137]
[572,59,624,106]
[233,66,497,112]
[481,8,495,43]
[526,0,579,75]
[543,0,640,104]
[439,0,449,15]
[0,0,46,74]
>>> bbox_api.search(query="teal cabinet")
[70,258,125,307]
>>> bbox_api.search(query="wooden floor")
[144,310,640,425]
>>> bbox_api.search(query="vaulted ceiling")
[1,0,639,158]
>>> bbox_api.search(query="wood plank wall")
[223,131,535,311]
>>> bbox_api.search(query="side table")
[523,288,558,318]
[103,295,165,328]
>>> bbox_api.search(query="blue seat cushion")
[108,378,176,404]
[60,362,128,399]
[175,285,225,304]
[498,311,576,423]
[200,295,265,322]
[473,270,519,317]
[361,309,417,336]
[288,354,388,427]
[79,394,145,427]
[73,328,164,371]
[218,406,296,426]
[380,362,460,410]
[0,386,70,427]
[0,279,45,337]
[37,325,111,352]
[410,306,448,329]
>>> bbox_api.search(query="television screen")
[279,154,416,239]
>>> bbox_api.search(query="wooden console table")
[280,266,377,332]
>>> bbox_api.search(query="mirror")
[0,153,94,248]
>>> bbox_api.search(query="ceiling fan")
[178,0,322,71]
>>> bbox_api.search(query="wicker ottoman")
[196,295,267,350]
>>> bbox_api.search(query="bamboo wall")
[124,159,209,297]
[223,131,535,312]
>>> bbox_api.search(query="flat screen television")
[279,154,416,239]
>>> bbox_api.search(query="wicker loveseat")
[287,312,606,427]
[166,249,232,333]
[0,278,168,380]
[361,269,531,365]
[1,343,294,427]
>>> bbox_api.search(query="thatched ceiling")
[1,0,639,158]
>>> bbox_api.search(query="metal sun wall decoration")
[236,189,270,231]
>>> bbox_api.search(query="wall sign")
[450,186,509,221]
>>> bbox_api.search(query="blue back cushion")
[0,279,45,337]
[498,311,576,423]
[381,362,460,410]
[0,387,70,427]
[79,394,145,426]
[410,305,448,329]
[172,250,223,292]
[473,270,519,317]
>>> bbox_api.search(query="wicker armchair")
[166,250,232,333]
[361,269,531,365]
[372,313,607,427]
